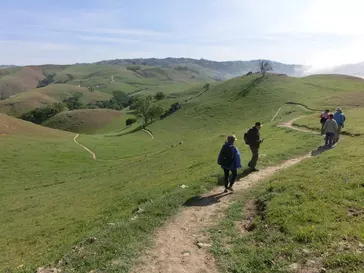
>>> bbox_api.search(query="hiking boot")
[227,187,234,192]
[224,189,229,193]
[251,168,259,172]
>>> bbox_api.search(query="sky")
[1,0,364,68]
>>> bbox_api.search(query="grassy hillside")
[0,113,70,137]
[2,74,364,273]
[0,66,45,99]
[43,109,122,134]
[96,57,306,79]
[211,115,364,273]
[0,84,111,116]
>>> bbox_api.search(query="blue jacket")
[334,112,345,126]
[217,142,242,170]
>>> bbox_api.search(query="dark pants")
[223,168,237,189]
[249,146,259,168]
[325,132,334,147]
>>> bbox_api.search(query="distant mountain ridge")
[0,65,17,69]
[319,61,364,78]
[95,58,307,80]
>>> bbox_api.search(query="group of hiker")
[320,108,346,148]
[217,108,346,193]
[217,122,263,193]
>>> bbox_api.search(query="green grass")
[2,74,364,273]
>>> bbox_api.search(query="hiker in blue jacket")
[217,135,242,193]
[333,107,346,143]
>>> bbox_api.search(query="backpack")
[244,130,251,145]
[219,144,234,168]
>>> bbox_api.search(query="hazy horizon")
[1,0,364,69]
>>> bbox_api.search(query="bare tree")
[259,60,273,76]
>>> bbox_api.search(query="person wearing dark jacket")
[247,122,263,171]
[217,135,242,192]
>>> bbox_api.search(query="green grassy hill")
[1,73,364,273]
[43,109,122,134]
[0,84,111,116]
[0,63,211,119]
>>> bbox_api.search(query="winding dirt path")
[278,116,321,135]
[73,134,97,160]
[131,114,319,273]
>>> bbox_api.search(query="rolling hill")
[43,109,122,133]
[0,84,111,116]
[96,57,307,79]
[1,73,364,273]
[0,113,70,137]
[0,66,45,99]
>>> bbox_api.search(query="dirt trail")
[131,155,311,273]
[73,134,97,160]
[278,116,321,135]
[131,115,318,273]
[142,129,155,139]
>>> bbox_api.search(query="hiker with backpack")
[333,107,346,143]
[244,122,263,171]
[323,114,338,148]
[217,135,242,193]
[320,109,330,135]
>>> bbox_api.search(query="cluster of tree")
[37,73,56,88]
[63,92,84,110]
[203,83,210,91]
[21,102,66,124]
[160,102,181,119]
[126,65,142,72]
[131,97,164,126]
[154,91,166,101]
[86,91,133,110]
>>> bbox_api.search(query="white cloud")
[2,0,364,67]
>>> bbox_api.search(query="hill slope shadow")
[238,76,264,97]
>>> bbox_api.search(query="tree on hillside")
[259,60,273,76]
[131,97,164,126]
[63,92,84,110]
[126,117,137,126]
[53,102,67,113]
[21,102,66,124]
[148,104,164,122]
[37,73,56,88]
[112,90,129,107]
[203,83,210,91]
[154,92,166,101]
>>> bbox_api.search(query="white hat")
[336,107,342,111]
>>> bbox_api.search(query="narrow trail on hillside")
[131,113,319,273]
[278,116,321,134]
[73,134,97,160]
[271,102,321,122]
[142,129,155,139]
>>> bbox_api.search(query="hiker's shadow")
[183,192,232,207]
[311,145,332,156]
